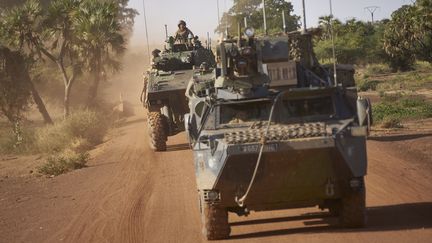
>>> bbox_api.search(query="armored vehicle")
[141,35,215,151]
[185,28,372,240]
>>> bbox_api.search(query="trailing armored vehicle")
[141,35,215,151]
[185,27,372,240]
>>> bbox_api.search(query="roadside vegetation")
[311,0,432,129]
[354,62,432,128]
[0,0,136,176]
[219,0,431,130]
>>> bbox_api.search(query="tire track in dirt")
[2,108,432,243]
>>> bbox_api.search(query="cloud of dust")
[102,45,157,105]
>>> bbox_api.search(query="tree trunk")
[27,78,53,124]
[87,57,101,107]
[87,76,100,107]
[64,84,71,119]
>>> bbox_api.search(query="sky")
[127,0,415,48]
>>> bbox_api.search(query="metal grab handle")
[235,91,287,207]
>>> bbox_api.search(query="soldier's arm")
[188,29,195,38]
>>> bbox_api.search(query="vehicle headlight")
[244,27,255,38]
[208,157,217,169]
[207,190,220,201]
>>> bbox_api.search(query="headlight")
[244,27,255,38]
[351,126,367,137]
[207,190,220,201]
[208,157,217,169]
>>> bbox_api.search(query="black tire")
[339,186,367,228]
[161,106,172,136]
[328,201,341,216]
[147,112,167,151]
[200,202,230,240]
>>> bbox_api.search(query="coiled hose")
[235,91,287,207]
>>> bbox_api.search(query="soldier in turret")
[174,20,194,43]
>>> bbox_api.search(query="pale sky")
[128,0,414,48]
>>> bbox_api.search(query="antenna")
[142,0,151,63]
[329,0,337,86]
[282,9,287,33]
[365,6,380,24]
[207,32,210,49]
[224,0,228,37]
[216,0,220,25]
[301,0,307,33]
[262,0,268,35]
[164,24,168,39]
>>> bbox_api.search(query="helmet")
[152,49,161,56]
[178,20,187,27]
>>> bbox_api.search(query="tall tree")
[383,1,432,71]
[216,0,299,36]
[73,0,125,106]
[1,0,80,118]
[383,5,418,71]
[0,46,33,145]
[0,1,53,124]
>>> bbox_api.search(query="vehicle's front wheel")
[201,202,230,240]
[147,112,167,151]
[339,185,366,228]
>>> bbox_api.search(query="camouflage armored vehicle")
[185,28,372,240]
[141,35,215,151]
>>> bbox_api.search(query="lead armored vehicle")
[185,28,372,240]
[141,35,215,151]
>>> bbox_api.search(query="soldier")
[174,20,194,43]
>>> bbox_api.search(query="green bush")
[364,64,392,76]
[38,149,89,176]
[35,109,109,153]
[0,125,36,154]
[357,79,380,92]
[373,95,432,126]
[381,117,403,129]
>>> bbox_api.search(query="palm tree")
[72,0,125,106]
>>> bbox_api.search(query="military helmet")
[178,20,187,27]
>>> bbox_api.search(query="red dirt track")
[1,106,432,243]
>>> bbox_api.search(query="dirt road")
[1,106,432,243]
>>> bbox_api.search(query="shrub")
[35,109,109,153]
[357,79,380,92]
[373,95,432,126]
[364,64,392,76]
[381,117,403,129]
[63,109,109,144]
[0,125,36,154]
[37,149,89,176]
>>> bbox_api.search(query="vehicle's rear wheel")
[147,112,167,151]
[161,106,172,136]
[339,185,366,227]
[201,202,230,240]
[328,201,341,216]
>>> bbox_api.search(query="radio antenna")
[142,0,151,63]
[329,0,337,86]
[282,9,287,33]
[262,0,268,35]
[216,0,221,24]
[301,0,307,33]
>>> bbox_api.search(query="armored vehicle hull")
[186,27,371,240]
[142,39,215,151]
